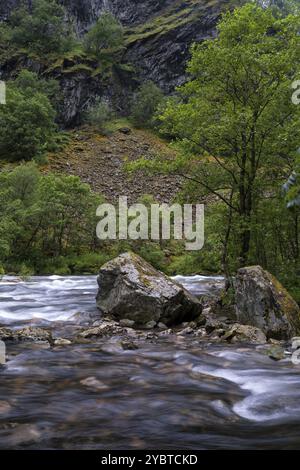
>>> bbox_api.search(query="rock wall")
[0,0,233,125]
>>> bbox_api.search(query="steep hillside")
[47,124,183,203]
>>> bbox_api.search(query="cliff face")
[1,1,191,31]
[123,0,224,91]
[0,0,230,125]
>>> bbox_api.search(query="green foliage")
[130,81,164,129]
[157,4,300,266]
[0,164,105,273]
[0,74,58,161]
[14,69,61,109]
[19,263,35,280]
[83,12,124,59]
[8,0,75,55]
[84,98,114,131]
[127,4,300,301]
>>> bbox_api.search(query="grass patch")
[125,0,224,46]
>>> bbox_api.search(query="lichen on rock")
[235,265,300,340]
[96,252,202,327]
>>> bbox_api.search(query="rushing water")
[0,275,300,450]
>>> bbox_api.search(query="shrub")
[14,70,60,108]
[0,86,57,161]
[83,12,124,59]
[130,81,164,128]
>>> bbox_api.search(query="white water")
[1,275,300,449]
[0,275,98,324]
[0,274,224,324]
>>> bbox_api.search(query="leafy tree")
[0,76,57,161]
[83,12,124,59]
[14,69,61,108]
[134,4,300,267]
[131,81,164,128]
[9,0,74,55]
[0,164,104,272]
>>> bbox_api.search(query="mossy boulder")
[96,252,201,327]
[235,266,300,340]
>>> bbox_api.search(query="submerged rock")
[121,339,139,350]
[235,266,300,340]
[96,252,201,327]
[54,338,72,346]
[257,344,286,361]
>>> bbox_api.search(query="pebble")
[121,340,139,350]
[54,338,72,346]
[80,377,109,391]
[0,400,11,415]
[145,321,157,329]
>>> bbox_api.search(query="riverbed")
[0,275,299,450]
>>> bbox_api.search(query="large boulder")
[235,266,300,340]
[96,252,202,327]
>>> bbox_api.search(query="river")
[0,275,300,450]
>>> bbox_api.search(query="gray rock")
[54,338,72,346]
[257,344,286,361]
[177,327,194,336]
[80,377,108,391]
[222,323,267,345]
[202,307,228,334]
[119,319,136,328]
[118,127,132,135]
[121,339,138,350]
[158,328,173,336]
[79,321,122,338]
[235,266,300,340]
[96,252,201,327]
[0,326,52,343]
[145,320,157,330]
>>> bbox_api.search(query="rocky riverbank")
[1,253,299,364]
[2,269,300,449]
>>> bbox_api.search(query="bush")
[130,81,164,128]
[0,164,105,273]
[0,84,57,161]
[84,98,113,130]
[83,12,124,59]
[14,70,61,109]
